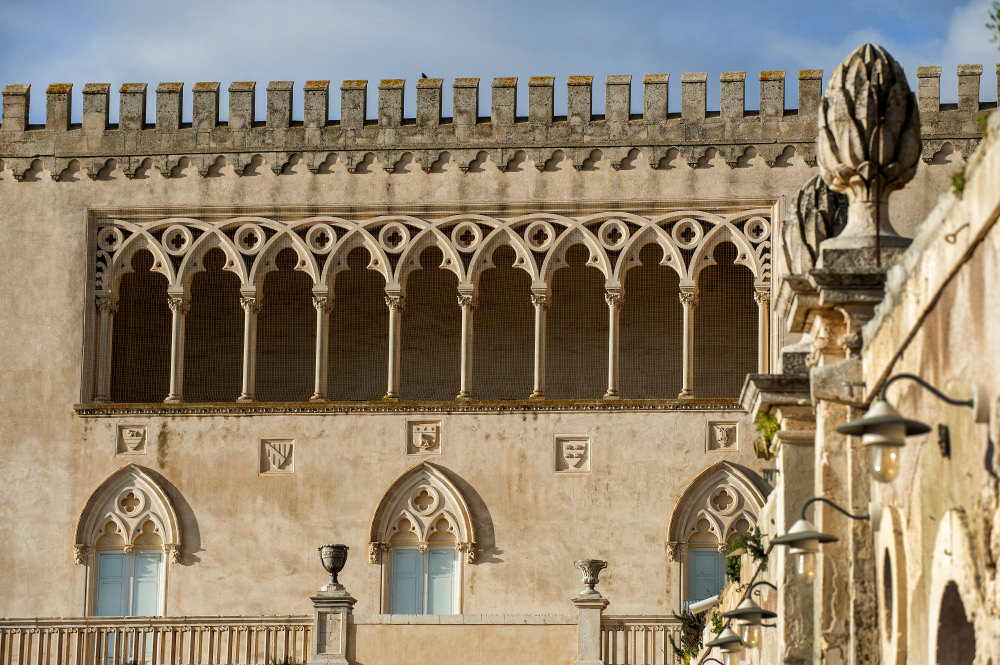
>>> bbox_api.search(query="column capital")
[95,294,119,314]
[457,294,478,309]
[384,294,405,311]
[167,296,192,315]
[312,295,334,313]
[604,291,623,309]
[530,293,551,310]
[678,289,699,308]
[240,295,262,314]
[753,289,771,306]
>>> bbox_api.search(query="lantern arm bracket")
[881,373,974,408]
[746,580,778,597]
[800,496,870,522]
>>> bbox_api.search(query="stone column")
[755,289,770,373]
[530,293,551,399]
[237,295,261,403]
[94,294,118,402]
[384,294,405,400]
[456,293,477,400]
[311,295,334,401]
[678,288,698,398]
[604,291,623,399]
[572,559,609,665]
[309,587,357,665]
[164,296,191,404]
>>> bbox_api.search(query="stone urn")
[574,559,608,598]
[319,544,349,593]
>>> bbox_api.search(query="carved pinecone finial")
[782,175,849,274]
[817,43,920,238]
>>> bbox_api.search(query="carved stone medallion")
[555,436,591,473]
[707,422,738,451]
[259,438,294,474]
[407,420,442,455]
[116,424,148,454]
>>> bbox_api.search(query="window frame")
[385,545,461,615]
[93,549,166,618]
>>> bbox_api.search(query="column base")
[529,391,545,400]
[677,389,694,399]
[455,392,470,400]
[382,394,399,402]
[236,394,254,404]
[602,391,621,400]
[163,395,184,405]
[309,393,326,402]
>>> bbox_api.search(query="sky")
[1,0,998,123]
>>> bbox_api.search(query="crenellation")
[567,76,593,127]
[641,74,668,123]
[604,75,631,126]
[529,76,555,124]
[796,69,823,117]
[0,71,992,178]
[228,82,255,131]
[155,83,183,132]
[956,64,982,113]
[416,78,442,127]
[680,72,707,121]
[720,72,745,119]
[81,83,109,134]
[491,77,517,126]
[119,83,147,130]
[46,83,72,131]
[1,84,29,133]
[378,79,404,128]
[266,81,294,129]
[917,66,941,113]
[759,70,784,117]
[340,80,367,130]
[192,82,220,134]
[303,81,330,130]
[453,78,479,127]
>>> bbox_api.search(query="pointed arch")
[369,462,477,564]
[666,461,768,551]
[74,465,181,565]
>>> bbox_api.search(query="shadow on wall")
[144,466,203,565]
[437,465,500,564]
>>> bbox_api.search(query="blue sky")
[1,0,997,123]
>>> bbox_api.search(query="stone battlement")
[0,65,994,179]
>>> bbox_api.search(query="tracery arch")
[666,462,768,606]
[369,462,477,564]
[74,464,182,565]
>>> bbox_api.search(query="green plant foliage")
[726,555,742,582]
[710,610,724,636]
[730,527,769,566]
[756,412,778,444]
[988,1,1000,47]
[669,610,706,665]
[952,172,966,199]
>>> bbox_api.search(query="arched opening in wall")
[882,552,893,636]
[471,245,533,399]
[328,247,389,401]
[183,249,242,402]
[547,244,607,399]
[400,246,461,400]
[685,518,723,611]
[693,242,757,399]
[620,244,682,398]
[935,581,975,665]
[257,248,314,401]
[111,250,171,402]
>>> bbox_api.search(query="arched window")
[666,462,767,610]
[75,465,181,616]
[368,463,476,614]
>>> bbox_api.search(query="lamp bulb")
[792,551,817,581]
[739,622,761,648]
[868,444,901,483]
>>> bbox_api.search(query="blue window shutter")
[427,548,456,614]
[95,553,128,617]
[391,548,421,614]
[687,549,724,602]
[131,553,162,616]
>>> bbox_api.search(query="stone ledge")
[74,399,745,417]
